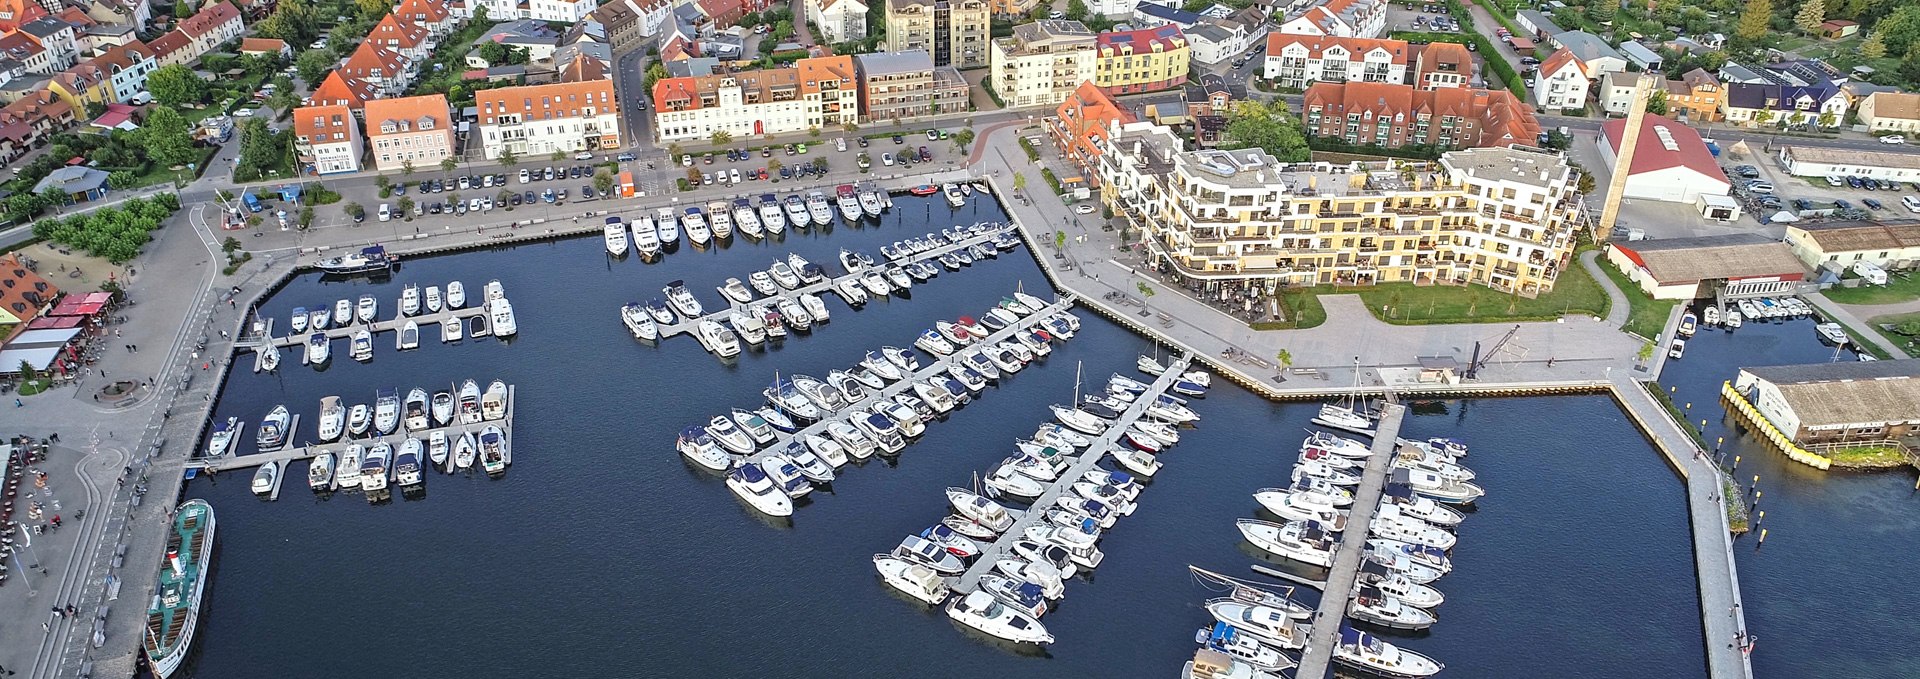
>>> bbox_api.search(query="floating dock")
[1292,402,1406,679]
[253,305,491,350]
[190,384,516,481]
[738,296,1079,470]
[656,228,1015,344]
[954,354,1196,593]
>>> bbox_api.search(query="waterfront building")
[1050,80,1135,184]
[1092,24,1189,96]
[1300,81,1540,151]
[363,94,456,172]
[651,55,858,141]
[1604,234,1805,300]
[1783,220,1920,270]
[807,0,868,44]
[884,0,990,68]
[854,50,934,121]
[988,20,1096,108]
[1734,360,1920,445]
[293,104,364,175]
[474,79,621,159]
[1095,122,1588,295]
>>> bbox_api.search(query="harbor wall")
[1717,381,1834,470]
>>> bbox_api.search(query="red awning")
[27,316,85,329]
[49,299,105,317]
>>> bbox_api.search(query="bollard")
[1733,455,1740,470]
[1757,528,1767,547]
[1755,510,1764,526]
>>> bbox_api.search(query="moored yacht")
[144,500,216,679]
[656,208,681,245]
[603,218,629,255]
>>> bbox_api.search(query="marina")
[191,384,516,485]
[954,354,1197,597]
[1293,405,1407,679]
[159,189,1715,679]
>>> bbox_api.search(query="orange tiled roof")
[239,37,288,53]
[0,252,59,335]
[369,13,429,50]
[1304,81,1541,148]
[308,71,379,109]
[363,94,451,136]
[394,0,451,24]
[796,55,854,94]
[475,80,616,124]
[146,29,188,57]
[178,0,240,38]
[1265,33,1412,65]
[1539,47,1585,78]
[293,104,355,141]
[341,42,408,81]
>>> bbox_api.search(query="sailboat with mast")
[1311,358,1376,437]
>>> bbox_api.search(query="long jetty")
[190,385,517,478]
[656,226,1012,343]
[1292,402,1406,679]
[954,353,1196,593]
[251,305,490,350]
[739,296,1078,468]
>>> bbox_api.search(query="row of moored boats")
[874,355,1209,646]
[261,280,515,372]
[602,186,893,258]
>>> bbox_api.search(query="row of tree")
[30,194,182,264]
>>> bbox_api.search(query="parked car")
[1881,135,1906,144]
[682,154,695,167]
[457,176,470,190]
[582,186,595,199]
[858,137,870,148]
[524,191,536,204]
[893,135,905,144]
[1847,176,1865,188]
[1746,181,1775,194]
[1903,195,1920,213]
[519,169,531,184]
[882,152,895,166]
[918,146,931,162]
[616,152,636,161]
[1863,198,1885,210]
[574,151,594,160]
[1073,204,1096,215]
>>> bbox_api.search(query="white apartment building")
[1262,34,1408,89]
[1533,48,1589,112]
[293,104,364,175]
[650,56,860,142]
[988,20,1096,108]
[1096,122,1585,296]
[459,0,594,23]
[808,0,869,44]
[474,80,622,159]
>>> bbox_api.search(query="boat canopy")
[1301,523,1328,542]
[1339,625,1364,645]
[1383,482,1414,500]
[802,264,827,279]
[1010,581,1046,607]
[1359,560,1392,578]
[679,425,706,440]
[736,464,769,483]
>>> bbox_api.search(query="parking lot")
[1725,155,1920,225]
[675,129,954,189]
[364,160,623,223]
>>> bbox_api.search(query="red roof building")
[1596,113,1731,203]
[1050,81,1135,184]
[1301,81,1541,151]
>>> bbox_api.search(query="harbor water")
[180,193,1705,678]
[1657,312,1920,679]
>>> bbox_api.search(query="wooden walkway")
[253,305,490,349]
[657,227,1012,343]
[739,297,1078,468]
[190,385,516,478]
[954,354,1196,593]
[1293,403,1406,679]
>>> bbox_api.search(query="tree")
[402,160,415,177]
[1794,0,1825,33]
[1646,88,1670,115]
[1222,100,1308,162]
[1276,349,1293,368]
[593,169,615,195]
[550,150,566,162]
[1029,4,1048,21]
[768,158,783,176]
[1756,110,1776,126]
[147,64,206,106]
[1877,6,1920,56]
[644,61,670,90]
[1054,230,1067,252]
[497,188,514,206]
[255,0,321,44]
[141,107,199,169]
[808,126,821,138]
[711,130,733,145]
[1012,172,1027,192]
[295,49,333,84]
[1734,0,1773,44]
[108,171,137,189]
[6,192,47,222]
[1818,111,1838,128]
[1861,31,1887,59]
[812,158,827,172]
[354,0,386,18]
[842,122,859,132]
[498,149,518,167]
[396,196,414,217]
[1589,0,1617,24]
[668,143,684,161]
[297,206,314,229]
[1066,0,1089,20]
[953,128,976,149]
[375,175,392,193]
[441,157,459,174]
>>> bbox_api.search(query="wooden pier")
[189,384,517,480]
[1292,402,1406,679]
[954,354,1196,593]
[656,227,1014,344]
[252,305,491,350]
[739,296,1079,468]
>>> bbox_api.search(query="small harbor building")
[1783,219,1920,270]
[1605,234,1806,300]
[1734,360,1920,444]
[1778,145,1920,183]
[1596,113,1731,205]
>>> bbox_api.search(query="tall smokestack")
[1596,73,1661,240]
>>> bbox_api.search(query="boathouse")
[1733,359,1920,444]
[1606,234,1805,300]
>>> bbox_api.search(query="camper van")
[1851,261,1889,286]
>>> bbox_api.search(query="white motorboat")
[428,430,448,468]
[602,218,629,256]
[445,281,466,309]
[1363,545,1446,585]
[373,388,401,435]
[708,200,733,239]
[676,426,734,471]
[766,376,825,421]
[1236,519,1336,567]
[1370,505,1456,550]
[656,208,681,244]
[1147,396,1200,423]
[1304,432,1373,459]
[803,433,848,467]
[336,445,364,488]
[633,216,661,256]
[1381,483,1465,526]
[706,414,757,454]
[482,380,509,420]
[347,329,373,362]
[1034,423,1091,449]
[914,329,955,356]
[942,183,966,208]
[1051,405,1108,435]
[307,450,335,490]
[682,207,711,245]
[433,389,457,428]
[720,278,755,304]
[1816,322,1850,345]
[947,488,1018,533]
[621,303,659,340]
[836,186,863,222]
[250,406,288,452]
[881,401,925,437]
[992,559,1066,600]
[792,374,846,413]
[255,345,280,373]
[1356,560,1445,609]
[769,261,801,290]
[801,293,829,323]
[827,370,868,403]
[977,574,1049,619]
[696,320,741,358]
[315,396,345,442]
[785,444,835,483]
[1253,489,1350,531]
[441,317,462,343]
[346,402,371,437]
[806,191,834,224]
[356,294,378,323]
[1367,539,1453,575]
[1333,626,1444,678]
[1113,447,1162,477]
[1703,305,1720,326]
[451,432,476,471]
[729,308,767,345]
[920,523,983,559]
[1669,338,1686,359]
[1726,309,1743,328]
[859,190,884,217]
[403,388,430,432]
[360,442,391,492]
[913,381,955,414]
[1130,420,1180,447]
[732,200,761,238]
[333,299,353,326]
[985,465,1046,499]
[784,195,811,228]
[395,320,419,351]
[777,296,812,330]
[1393,445,1475,482]
[758,196,786,233]
[726,464,792,516]
[1205,600,1308,650]
[665,281,705,319]
[1024,523,1103,569]
[1348,584,1436,630]
[885,266,913,290]
[827,420,877,460]
[1293,459,1361,486]
[759,455,812,497]
[485,280,506,302]
[290,307,309,333]
[874,555,951,606]
[1285,477,1355,507]
[948,364,987,393]
[251,460,279,495]
[1194,624,1297,675]
[488,298,518,337]
[946,591,1052,645]
[399,285,421,317]
[731,408,777,444]
[458,379,483,424]
[894,535,965,574]
[393,438,424,486]
[1400,467,1485,504]
[855,409,907,454]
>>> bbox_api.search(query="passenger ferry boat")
[145,499,216,679]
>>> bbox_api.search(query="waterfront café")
[0,326,86,378]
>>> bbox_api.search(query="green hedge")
[1019,137,1039,162]
[1040,168,1063,194]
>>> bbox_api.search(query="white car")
[882,152,895,166]
[574,151,595,160]
[1073,204,1096,215]
[729,168,741,183]
[519,169,531,184]
[233,108,255,117]
[481,197,494,211]
[469,198,482,212]
[378,203,392,221]
[1882,135,1907,144]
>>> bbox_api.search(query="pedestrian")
[230,299,236,309]
[50,432,59,442]
[115,329,122,337]
[14,399,21,408]
[202,362,209,371]
[220,330,228,339]
[132,344,137,353]
[66,605,75,617]
[100,370,107,378]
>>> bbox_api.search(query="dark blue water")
[178,194,1705,678]
[1656,311,1920,679]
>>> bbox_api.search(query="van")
[836,137,847,152]
[1903,195,1920,213]
[378,203,392,221]
[1746,181,1774,194]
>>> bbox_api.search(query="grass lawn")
[1824,444,1911,467]
[1593,258,1679,339]
[1865,310,1920,356]
[1819,273,1920,305]
[1252,290,1328,330]
[1289,257,1611,325]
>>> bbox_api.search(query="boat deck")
[660,228,1012,349]
[740,296,1079,469]
[1292,402,1406,679]
[189,385,517,488]
[953,354,1196,593]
